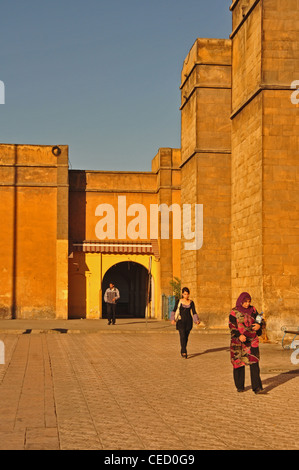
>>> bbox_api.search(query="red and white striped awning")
[72,240,159,258]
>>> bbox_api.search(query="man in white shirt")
[104,282,120,325]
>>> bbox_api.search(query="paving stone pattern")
[0,331,298,450]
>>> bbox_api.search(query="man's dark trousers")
[107,303,116,324]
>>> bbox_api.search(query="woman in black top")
[171,287,200,358]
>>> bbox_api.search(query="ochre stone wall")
[0,144,69,319]
[263,90,299,333]
[68,148,181,317]
[231,0,299,338]
[180,39,232,328]
[153,148,181,295]
[261,0,299,332]
[231,94,263,307]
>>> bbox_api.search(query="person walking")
[171,287,200,358]
[229,292,264,394]
[104,282,120,325]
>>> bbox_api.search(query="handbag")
[174,300,182,321]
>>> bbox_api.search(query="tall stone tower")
[230,0,299,335]
[180,39,232,327]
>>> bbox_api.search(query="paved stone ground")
[0,324,298,450]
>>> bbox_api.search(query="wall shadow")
[68,171,88,319]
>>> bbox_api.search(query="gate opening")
[102,261,149,318]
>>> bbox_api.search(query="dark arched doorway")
[102,261,149,318]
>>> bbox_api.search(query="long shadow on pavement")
[243,369,299,394]
[261,370,299,393]
[187,347,229,359]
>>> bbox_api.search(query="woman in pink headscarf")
[229,292,264,394]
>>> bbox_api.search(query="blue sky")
[0,0,231,171]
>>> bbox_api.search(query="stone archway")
[102,261,149,318]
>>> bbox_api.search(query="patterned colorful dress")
[229,307,262,369]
